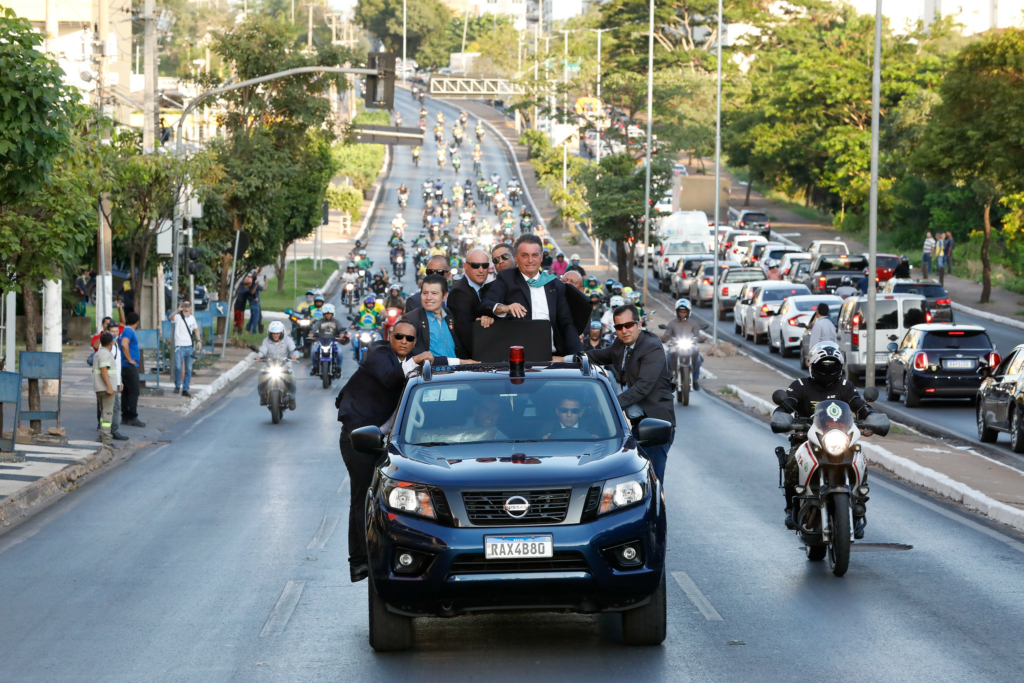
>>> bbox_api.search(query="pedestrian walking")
[169,300,199,397]
[944,232,955,274]
[105,320,128,441]
[119,312,145,428]
[93,333,116,446]
[922,232,935,278]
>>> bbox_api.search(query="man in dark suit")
[404,255,450,312]
[561,271,592,337]
[336,320,431,583]
[446,248,493,351]
[585,303,675,481]
[402,274,477,365]
[480,234,583,357]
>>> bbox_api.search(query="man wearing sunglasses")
[446,248,495,351]
[491,243,514,273]
[404,255,450,313]
[585,303,675,481]
[481,234,584,357]
[336,320,433,583]
[402,275,478,366]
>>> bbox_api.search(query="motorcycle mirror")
[771,389,789,406]
[284,308,293,315]
[770,411,794,433]
[863,386,879,403]
[700,324,709,330]
[348,315,355,321]
[863,412,890,437]
[351,425,385,455]
[658,324,667,330]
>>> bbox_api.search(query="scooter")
[771,388,890,577]
[311,334,342,389]
[248,346,297,425]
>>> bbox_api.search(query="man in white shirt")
[104,320,128,441]
[169,300,199,397]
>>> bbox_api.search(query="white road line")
[259,580,306,637]
[307,515,340,550]
[183,400,231,435]
[672,571,723,621]
[337,476,350,495]
[872,479,1024,555]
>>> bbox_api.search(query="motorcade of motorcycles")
[312,334,343,389]
[285,308,313,357]
[770,387,889,576]
[248,346,297,424]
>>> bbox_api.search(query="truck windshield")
[399,378,623,445]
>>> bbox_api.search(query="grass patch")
[889,424,917,437]
[260,258,339,312]
[719,386,737,397]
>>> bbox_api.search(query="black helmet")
[808,342,845,385]
[899,254,909,264]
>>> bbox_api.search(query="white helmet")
[570,253,580,262]
[675,298,691,311]
[322,303,335,315]
[609,295,626,307]
[268,321,285,335]
[765,258,780,269]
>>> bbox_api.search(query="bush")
[332,143,384,190]
[325,185,362,221]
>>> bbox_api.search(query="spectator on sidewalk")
[922,232,935,278]
[944,232,955,274]
[245,273,266,334]
[93,333,116,446]
[234,276,254,332]
[90,303,126,353]
[935,232,947,277]
[73,269,90,317]
[808,303,837,348]
[120,312,144,428]
[105,320,128,441]
[121,281,135,314]
[169,300,199,398]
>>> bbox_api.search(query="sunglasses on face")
[392,332,416,342]
[557,407,582,415]
[492,253,512,265]
[466,261,489,270]
[613,321,638,331]
[424,269,448,276]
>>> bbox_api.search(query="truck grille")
[462,489,572,526]
[448,552,589,575]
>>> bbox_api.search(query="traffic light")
[181,247,201,275]
[364,51,396,110]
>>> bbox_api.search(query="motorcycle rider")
[412,146,421,165]
[256,321,299,406]
[348,239,363,262]
[383,284,405,311]
[567,254,586,276]
[355,250,372,272]
[310,293,325,316]
[296,289,316,314]
[355,294,384,326]
[397,183,409,206]
[600,295,626,334]
[371,272,389,297]
[308,304,342,377]
[834,275,859,299]
[661,299,703,390]
[585,320,609,350]
[773,342,874,537]
[893,254,911,279]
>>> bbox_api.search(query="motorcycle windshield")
[813,400,854,434]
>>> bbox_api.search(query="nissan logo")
[504,496,530,518]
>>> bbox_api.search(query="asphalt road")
[2,90,1024,682]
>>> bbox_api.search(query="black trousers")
[340,432,378,567]
[121,365,140,421]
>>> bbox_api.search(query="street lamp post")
[402,0,407,83]
[559,29,571,190]
[588,27,610,164]
[865,0,882,387]
[641,0,655,308]
[712,0,723,344]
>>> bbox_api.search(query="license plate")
[875,353,889,363]
[944,359,974,369]
[484,535,553,560]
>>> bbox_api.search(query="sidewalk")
[1,342,257,529]
[699,343,1024,531]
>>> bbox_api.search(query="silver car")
[738,281,811,344]
[670,255,715,297]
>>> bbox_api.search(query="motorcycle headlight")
[267,366,283,378]
[383,477,436,519]
[396,256,404,263]
[673,338,695,353]
[821,429,850,457]
[598,470,649,515]
[298,319,311,327]
[359,270,366,277]
[360,333,372,343]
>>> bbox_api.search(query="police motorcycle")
[770,387,890,577]
[309,304,343,390]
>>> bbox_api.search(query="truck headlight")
[598,470,649,515]
[821,429,850,457]
[383,477,436,518]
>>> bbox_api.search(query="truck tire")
[621,572,667,646]
[368,576,413,652]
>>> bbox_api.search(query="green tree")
[915,28,1024,303]
[355,0,451,60]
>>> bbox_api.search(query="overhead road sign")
[429,76,525,99]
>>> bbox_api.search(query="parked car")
[670,255,716,298]
[977,343,1024,451]
[798,302,844,368]
[801,253,870,294]
[768,294,843,358]
[880,279,953,322]
[886,324,995,408]
[688,262,733,307]
[193,284,210,311]
[807,239,849,256]
[738,282,811,344]
[715,267,768,320]
[778,252,812,278]
[836,293,929,380]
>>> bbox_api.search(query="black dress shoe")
[854,516,866,540]
[112,432,129,441]
[784,509,797,530]
[125,418,146,428]
[692,378,700,391]
[350,563,369,583]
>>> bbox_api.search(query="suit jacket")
[335,340,407,433]
[564,284,592,340]
[403,305,467,363]
[446,277,490,353]
[585,330,675,425]
[404,291,422,313]
[479,268,583,356]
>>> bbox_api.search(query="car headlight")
[821,429,850,457]
[383,478,436,518]
[360,333,372,343]
[598,470,649,515]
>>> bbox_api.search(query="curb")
[724,383,1024,532]
[181,352,257,416]
[0,443,120,529]
[951,301,1024,331]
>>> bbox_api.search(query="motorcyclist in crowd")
[834,275,859,299]
[257,321,299,361]
[604,278,616,298]
[382,284,405,311]
[371,272,389,297]
[589,292,606,322]
[390,241,406,268]
[397,184,409,205]
[310,293,325,316]
[296,289,316,314]
[583,276,603,298]
[856,267,871,294]
[413,231,430,250]
[411,146,421,165]
[355,250,372,271]
[628,290,645,318]
[601,295,626,334]
[660,299,703,390]
[893,254,912,279]
[354,295,384,327]
[567,254,586,276]
[772,342,874,537]
[541,249,554,270]
[584,320,609,350]
[439,228,453,247]
[308,304,342,376]
[765,259,783,280]
[348,240,363,261]
[341,263,361,287]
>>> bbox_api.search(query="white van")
[658,211,712,252]
[836,293,928,380]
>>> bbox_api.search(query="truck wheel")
[368,575,413,652]
[622,571,667,645]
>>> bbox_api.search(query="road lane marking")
[183,400,230,435]
[672,571,723,621]
[307,515,339,550]
[337,476,349,495]
[260,580,305,637]
[872,479,1024,555]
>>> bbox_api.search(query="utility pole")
[143,0,156,153]
[590,28,606,164]
[402,0,407,83]
[865,0,882,387]
[461,3,470,73]
[560,29,570,190]
[307,4,314,50]
[43,0,62,396]
[712,0,723,344]
[640,0,655,308]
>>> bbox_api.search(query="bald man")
[447,247,494,351]
[405,255,450,313]
[561,270,584,292]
